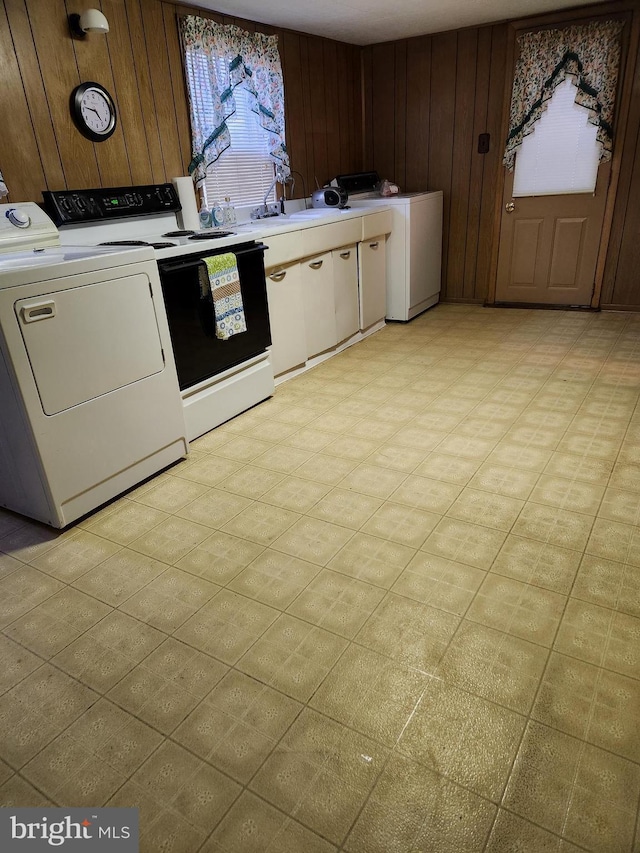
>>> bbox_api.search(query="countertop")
[153,205,391,261]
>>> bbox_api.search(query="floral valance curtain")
[180,15,290,187]
[503,20,624,171]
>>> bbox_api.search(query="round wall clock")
[70,82,117,142]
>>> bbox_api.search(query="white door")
[496,77,610,306]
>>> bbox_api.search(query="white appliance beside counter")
[330,172,444,321]
[0,202,188,527]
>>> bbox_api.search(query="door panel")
[496,163,609,305]
[549,218,586,288]
[511,219,543,287]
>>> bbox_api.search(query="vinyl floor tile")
[437,620,548,713]
[327,532,415,588]
[2,306,640,850]
[392,552,485,615]
[286,569,385,638]
[504,720,640,851]
[355,592,459,672]
[397,679,526,802]
[237,614,348,702]
[310,644,429,746]
[344,754,496,853]
[532,652,640,762]
[466,574,565,647]
[491,535,581,594]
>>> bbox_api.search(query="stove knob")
[6,208,31,228]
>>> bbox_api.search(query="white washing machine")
[331,173,443,321]
[0,203,188,528]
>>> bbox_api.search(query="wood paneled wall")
[362,25,509,304]
[0,0,363,203]
[4,0,640,309]
[362,6,640,308]
[601,16,640,310]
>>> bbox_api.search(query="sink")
[234,218,288,230]
[233,208,351,231]
[288,209,350,220]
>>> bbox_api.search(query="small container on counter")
[211,203,225,227]
[223,197,237,226]
[199,207,212,228]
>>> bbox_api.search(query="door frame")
[485,1,638,308]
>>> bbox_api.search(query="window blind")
[513,78,601,197]
[196,58,275,209]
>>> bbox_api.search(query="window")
[202,78,276,209]
[181,16,289,205]
[513,78,601,197]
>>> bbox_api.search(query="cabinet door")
[265,263,307,376]
[332,245,359,343]
[302,252,337,358]
[358,236,387,329]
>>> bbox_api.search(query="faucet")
[251,176,280,219]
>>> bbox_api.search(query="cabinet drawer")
[302,220,361,257]
[362,210,392,241]
[263,234,303,270]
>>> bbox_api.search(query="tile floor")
[1,304,640,852]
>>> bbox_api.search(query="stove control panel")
[42,184,181,226]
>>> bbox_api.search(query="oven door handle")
[157,243,267,274]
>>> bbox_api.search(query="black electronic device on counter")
[329,171,381,195]
[42,183,181,226]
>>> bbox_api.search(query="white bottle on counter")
[199,207,212,229]
[223,197,237,226]
[211,203,225,227]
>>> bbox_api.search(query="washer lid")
[0,245,149,270]
[0,245,154,290]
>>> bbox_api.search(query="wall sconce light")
[68,9,110,38]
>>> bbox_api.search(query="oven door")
[157,242,272,391]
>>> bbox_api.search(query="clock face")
[71,82,117,142]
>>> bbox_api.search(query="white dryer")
[0,203,188,527]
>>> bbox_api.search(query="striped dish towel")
[202,252,247,340]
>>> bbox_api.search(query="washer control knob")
[6,208,31,228]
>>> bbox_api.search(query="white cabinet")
[265,263,307,377]
[332,245,359,343]
[358,236,387,330]
[301,252,337,358]
[261,212,391,380]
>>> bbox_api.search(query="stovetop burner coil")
[100,240,148,246]
[188,230,236,240]
[99,240,177,249]
[162,230,195,237]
